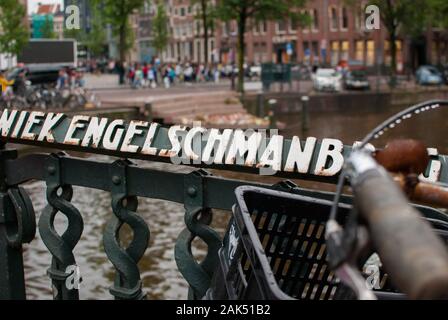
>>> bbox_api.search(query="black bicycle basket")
[208,186,448,300]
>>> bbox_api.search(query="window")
[195,21,201,35]
[311,9,319,31]
[355,40,365,62]
[340,41,349,61]
[341,7,349,30]
[260,21,267,34]
[253,21,267,34]
[303,41,310,61]
[312,41,319,63]
[331,41,340,66]
[290,17,298,33]
[254,42,267,63]
[330,7,338,31]
[180,7,185,16]
[276,20,287,34]
[366,40,375,66]
[222,22,228,36]
[384,40,403,71]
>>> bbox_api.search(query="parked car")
[437,64,448,84]
[249,65,262,79]
[416,65,444,85]
[344,70,370,90]
[312,68,343,92]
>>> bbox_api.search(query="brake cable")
[326,100,448,300]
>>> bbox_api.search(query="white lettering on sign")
[225,129,263,167]
[38,113,65,143]
[202,128,233,165]
[184,126,207,162]
[284,136,317,173]
[81,117,108,148]
[258,135,284,173]
[141,123,161,156]
[11,111,28,138]
[314,138,344,176]
[22,111,45,140]
[0,109,17,137]
[64,115,90,145]
[102,119,125,150]
[121,121,148,153]
[420,148,441,183]
[0,109,446,182]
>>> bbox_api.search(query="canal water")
[22,100,448,299]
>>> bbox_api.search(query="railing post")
[175,169,222,300]
[103,159,149,300]
[0,145,35,300]
[39,152,83,300]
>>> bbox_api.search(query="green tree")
[192,0,215,65]
[84,3,107,58]
[428,0,448,64]
[40,15,56,39]
[366,0,430,85]
[152,1,169,60]
[0,0,29,59]
[430,0,448,28]
[215,0,309,93]
[104,0,146,63]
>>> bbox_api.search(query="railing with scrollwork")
[1,104,447,300]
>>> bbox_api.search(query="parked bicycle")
[1,84,99,111]
[208,100,448,300]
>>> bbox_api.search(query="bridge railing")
[0,107,446,300]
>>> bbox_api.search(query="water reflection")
[23,156,194,300]
[279,102,448,154]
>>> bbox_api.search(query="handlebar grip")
[349,152,448,299]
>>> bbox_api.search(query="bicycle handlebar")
[347,150,448,299]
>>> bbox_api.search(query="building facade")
[161,0,217,64]
[156,0,448,73]
[30,3,64,39]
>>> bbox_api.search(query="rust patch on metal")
[375,139,429,175]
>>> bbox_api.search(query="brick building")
[159,0,448,73]
[162,0,218,63]
[213,0,407,71]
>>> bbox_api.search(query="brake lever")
[325,218,376,300]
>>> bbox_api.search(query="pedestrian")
[13,69,27,96]
[168,66,176,84]
[142,63,149,87]
[148,65,156,88]
[0,70,14,97]
[56,69,67,90]
[133,64,143,89]
[162,67,170,88]
[116,61,125,85]
[214,65,220,84]
[128,64,136,85]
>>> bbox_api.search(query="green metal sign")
[0,108,446,184]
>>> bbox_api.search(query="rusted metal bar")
[394,175,448,209]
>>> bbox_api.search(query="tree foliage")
[192,0,215,64]
[84,1,107,58]
[103,0,147,62]
[40,15,56,39]
[214,0,309,93]
[429,0,448,29]
[152,1,169,59]
[0,0,29,56]
[366,0,429,82]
